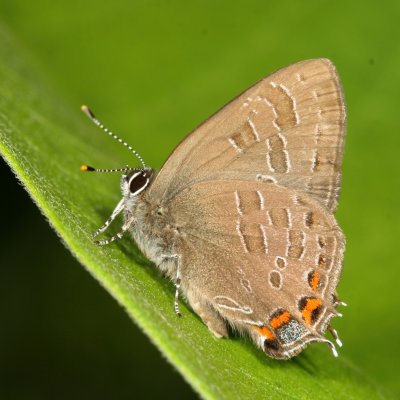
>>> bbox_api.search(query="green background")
[1,1,399,398]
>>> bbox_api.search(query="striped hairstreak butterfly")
[81,59,346,359]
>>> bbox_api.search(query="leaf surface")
[0,23,393,400]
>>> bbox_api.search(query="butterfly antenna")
[81,105,146,169]
[80,165,136,173]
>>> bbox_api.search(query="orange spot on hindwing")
[253,325,279,351]
[270,311,291,329]
[299,297,323,325]
[253,325,275,340]
[308,270,321,292]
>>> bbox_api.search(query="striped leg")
[174,272,182,318]
[93,198,125,239]
[95,214,134,246]
[162,254,182,317]
[173,255,182,317]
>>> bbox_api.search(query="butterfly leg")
[187,293,229,338]
[161,254,182,317]
[94,214,134,246]
[93,198,125,238]
[174,259,182,318]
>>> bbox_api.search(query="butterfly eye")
[128,172,149,195]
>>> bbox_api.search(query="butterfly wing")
[149,58,346,212]
[169,179,345,359]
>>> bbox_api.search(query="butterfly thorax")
[122,175,179,279]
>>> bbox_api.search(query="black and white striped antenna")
[80,105,146,173]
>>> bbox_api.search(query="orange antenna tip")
[81,105,95,119]
[80,164,95,171]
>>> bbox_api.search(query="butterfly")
[81,58,346,359]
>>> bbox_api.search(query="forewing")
[171,180,345,358]
[149,58,346,212]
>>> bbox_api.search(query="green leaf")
[0,20,394,400]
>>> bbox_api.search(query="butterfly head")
[80,105,154,245]
[121,168,154,199]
